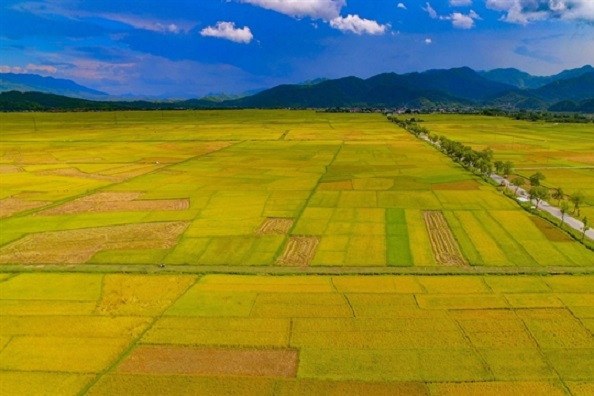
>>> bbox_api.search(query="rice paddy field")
[0,110,593,394]
[1,110,592,270]
[0,272,593,395]
[420,114,594,220]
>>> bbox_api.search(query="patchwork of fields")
[1,111,592,270]
[421,115,594,220]
[0,273,593,395]
[0,111,593,395]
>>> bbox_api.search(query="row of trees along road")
[389,115,590,241]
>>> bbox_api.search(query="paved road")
[416,133,593,241]
[491,174,594,241]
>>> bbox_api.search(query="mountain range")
[1,65,593,112]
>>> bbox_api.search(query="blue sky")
[1,0,593,97]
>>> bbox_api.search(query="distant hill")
[0,91,217,111]
[533,71,594,102]
[0,73,107,99]
[230,67,509,109]
[479,65,594,89]
[549,99,594,113]
[2,66,592,112]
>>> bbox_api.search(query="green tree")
[552,187,564,205]
[570,191,584,217]
[502,161,514,176]
[494,160,504,174]
[529,186,549,210]
[582,217,590,242]
[529,172,546,187]
[560,200,570,228]
[511,177,525,194]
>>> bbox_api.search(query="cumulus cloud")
[329,14,389,35]
[425,3,481,29]
[397,3,407,10]
[449,12,476,28]
[486,0,594,24]
[425,37,433,44]
[423,2,438,18]
[238,0,345,20]
[0,64,58,74]
[449,0,472,6]
[200,22,253,44]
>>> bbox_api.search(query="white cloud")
[238,0,345,20]
[433,7,481,29]
[423,2,438,18]
[449,12,476,28]
[397,3,407,10]
[100,14,192,34]
[200,22,253,44]
[0,64,58,74]
[449,0,472,6]
[329,14,389,35]
[425,37,432,44]
[486,0,594,24]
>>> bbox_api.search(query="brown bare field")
[530,217,573,242]
[432,180,481,190]
[0,197,50,218]
[38,192,189,215]
[37,167,121,182]
[116,346,298,377]
[256,218,294,235]
[0,221,188,264]
[0,165,24,173]
[276,237,320,266]
[423,211,467,267]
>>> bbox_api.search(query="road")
[491,173,594,241]
[415,133,593,241]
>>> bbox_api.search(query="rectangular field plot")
[1,110,592,269]
[1,273,592,393]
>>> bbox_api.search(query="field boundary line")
[77,275,201,395]
[3,264,594,275]
[0,141,242,247]
[273,142,344,261]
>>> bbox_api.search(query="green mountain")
[479,65,593,89]
[2,66,592,112]
[0,73,107,99]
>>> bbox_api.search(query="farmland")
[1,110,592,269]
[420,114,594,220]
[1,272,593,395]
[0,110,593,394]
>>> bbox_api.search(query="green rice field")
[1,111,592,270]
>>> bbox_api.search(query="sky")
[1,0,593,98]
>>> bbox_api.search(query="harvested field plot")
[276,236,319,266]
[1,273,592,394]
[0,221,187,264]
[1,110,592,268]
[38,192,189,215]
[256,217,294,235]
[423,211,467,267]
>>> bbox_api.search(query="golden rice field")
[0,273,592,395]
[420,114,594,220]
[1,110,593,395]
[0,110,592,270]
